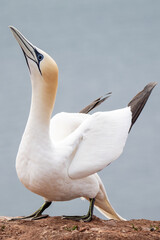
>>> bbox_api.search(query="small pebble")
[150,227,156,232]
[141,227,150,231]
[90,227,99,232]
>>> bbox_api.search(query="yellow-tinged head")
[9,26,58,86]
[10,26,58,121]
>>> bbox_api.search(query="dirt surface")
[0,216,160,240]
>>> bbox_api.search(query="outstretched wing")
[68,107,132,179]
[50,112,89,141]
[50,93,111,141]
[80,92,111,114]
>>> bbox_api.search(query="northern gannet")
[10,26,156,222]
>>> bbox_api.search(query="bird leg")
[63,198,95,222]
[10,201,52,221]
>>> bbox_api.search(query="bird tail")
[94,179,126,221]
[95,197,126,221]
[128,82,157,132]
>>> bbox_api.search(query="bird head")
[9,26,58,115]
[9,26,58,90]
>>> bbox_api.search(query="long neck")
[25,78,58,136]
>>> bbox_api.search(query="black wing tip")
[128,82,157,108]
[143,82,157,92]
[128,82,157,132]
[99,92,112,101]
[80,92,112,114]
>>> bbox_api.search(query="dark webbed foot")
[10,201,52,221]
[62,198,95,222]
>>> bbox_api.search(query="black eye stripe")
[34,49,44,63]
[33,49,44,75]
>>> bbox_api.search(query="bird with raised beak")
[10,26,156,222]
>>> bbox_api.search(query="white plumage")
[10,26,156,221]
[50,109,131,179]
[16,108,131,200]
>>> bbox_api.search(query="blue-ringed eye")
[37,53,43,61]
[34,48,44,62]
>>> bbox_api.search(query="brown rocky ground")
[0,216,160,240]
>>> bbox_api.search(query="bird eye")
[34,49,44,62]
[37,53,44,61]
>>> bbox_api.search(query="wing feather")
[50,93,111,141]
[68,107,132,179]
[50,112,89,141]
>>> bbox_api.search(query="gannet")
[10,26,156,222]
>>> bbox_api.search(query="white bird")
[10,26,156,222]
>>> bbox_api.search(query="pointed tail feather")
[128,82,157,132]
[95,198,126,221]
[93,181,126,221]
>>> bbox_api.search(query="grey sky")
[0,0,159,220]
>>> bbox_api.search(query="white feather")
[50,112,89,141]
[68,107,131,179]
[51,107,131,179]
[11,26,134,221]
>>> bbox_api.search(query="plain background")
[0,0,159,220]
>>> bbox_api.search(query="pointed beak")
[9,26,38,64]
